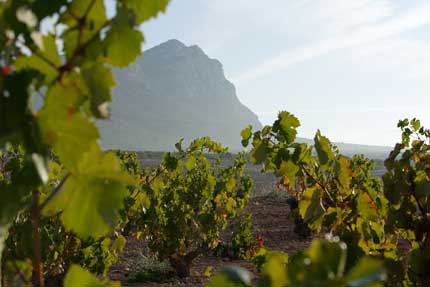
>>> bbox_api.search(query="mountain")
[98,39,392,159]
[99,39,262,151]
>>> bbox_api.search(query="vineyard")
[1,1,430,287]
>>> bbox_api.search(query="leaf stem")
[39,173,70,211]
[301,165,335,205]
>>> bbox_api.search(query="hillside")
[99,39,262,151]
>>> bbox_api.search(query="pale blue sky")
[113,0,430,146]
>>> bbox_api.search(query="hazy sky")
[116,0,429,146]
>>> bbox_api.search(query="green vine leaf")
[121,0,171,24]
[314,130,334,168]
[273,111,300,143]
[356,192,379,222]
[250,142,268,165]
[44,144,134,238]
[104,8,144,67]
[64,265,120,287]
[299,187,325,230]
[61,0,107,58]
[37,78,99,172]
[82,64,116,118]
[14,34,61,83]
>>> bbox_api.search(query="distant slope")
[297,138,392,160]
[99,39,262,151]
[331,142,391,160]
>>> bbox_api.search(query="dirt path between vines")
[109,195,312,287]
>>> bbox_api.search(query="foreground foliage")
[2,148,126,284]
[209,236,385,287]
[1,138,252,284]
[0,0,170,285]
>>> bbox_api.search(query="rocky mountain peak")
[100,39,262,151]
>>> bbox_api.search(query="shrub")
[139,138,253,277]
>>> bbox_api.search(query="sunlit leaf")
[44,144,134,238]
[104,8,144,67]
[356,192,379,222]
[122,0,171,24]
[37,77,98,172]
[15,34,61,83]
[314,130,334,167]
[299,187,325,226]
[64,265,120,287]
[273,111,300,143]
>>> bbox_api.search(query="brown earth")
[109,195,312,287]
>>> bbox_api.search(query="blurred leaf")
[288,239,347,286]
[104,8,144,67]
[15,34,61,83]
[64,265,120,287]
[241,125,252,141]
[82,64,116,118]
[122,0,171,24]
[62,0,107,57]
[207,266,252,287]
[37,79,98,172]
[258,253,288,287]
[346,257,384,287]
[44,144,134,238]
[185,156,197,170]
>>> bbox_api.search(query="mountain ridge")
[99,39,263,151]
[99,39,392,159]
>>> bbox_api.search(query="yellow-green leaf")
[44,144,134,238]
[37,79,98,172]
[299,187,325,228]
[314,130,334,167]
[15,34,61,83]
[104,9,144,67]
[64,265,120,287]
[122,0,171,24]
